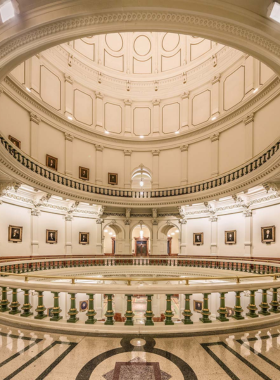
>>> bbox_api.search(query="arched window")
[131,164,152,189]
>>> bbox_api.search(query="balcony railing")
[1,134,279,199]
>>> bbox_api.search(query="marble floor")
[1,323,280,379]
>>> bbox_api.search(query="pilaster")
[244,113,254,161]
[210,133,219,177]
[65,214,73,255]
[180,145,188,186]
[95,92,104,132]
[124,150,132,189]
[181,92,189,131]
[65,133,74,177]
[152,150,160,189]
[30,112,41,160]
[179,219,187,255]
[211,74,221,119]
[244,209,252,257]
[245,56,256,95]
[64,74,74,118]
[124,99,132,135]
[95,218,103,255]
[151,219,158,256]
[31,208,40,256]
[210,215,218,254]
[95,145,103,185]
[152,99,160,136]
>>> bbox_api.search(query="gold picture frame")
[47,308,54,318]
[79,232,89,245]
[8,135,21,149]
[108,173,118,185]
[226,307,234,318]
[193,233,203,245]
[46,230,58,244]
[225,230,236,245]
[261,226,275,243]
[193,300,203,313]
[8,225,23,243]
[46,154,58,171]
[79,300,89,312]
[79,166,89,181]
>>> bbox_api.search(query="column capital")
[209,215,218,222]
[181,91,190,100]
[31,208,40,216]
[152,208,157,218]
[210,133,219,142]
[124,99,132,106]
[64,74,73,84]
[95,92,103,100]
[212,74,221,85]
[152,99,161,106]
[180,144,188,152]
[179,218,187,224]
[124,150,132,156]
[152,219,158,225]
[124,219,131,225]
[96,218,104,224]
[243,113,254,125]
[30,112,41,125]
[152,150,160,156]
[95,145,103,152]
[243,209,252,217]
[125,208,131,218]
[65,133,74,142]
[65,214,73,221]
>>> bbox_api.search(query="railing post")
[35,291,47,319]
[182,294,193,324]
[259,289,271,316]
[50,292,62,321]
[9,288,20,315]
[246,290,259,318]
[67,293,79,323]
[232,291,244,320]
[164,294,174,325]
[21,289,33,317]
[199,293,212,323]
[104,294,114,325]
[85,294,97,324]
[124,294,134,326]
[217,292,229,322]
[144,294,154,326]
[0,287,10,312]
[269,288,280,313]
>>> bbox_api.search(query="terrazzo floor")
[1,322,280,379]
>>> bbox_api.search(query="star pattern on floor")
[103,357,172,380]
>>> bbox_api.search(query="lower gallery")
[1,0,280,379]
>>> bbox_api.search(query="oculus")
[193,233,203,245]
[46,229,58,244]
[261,226,275,243]
[79,300,89,312]
[225,230,236,245]
[79,166,89,181]
[79,232,89,245]
[193,300,202,313]
[8,135,21,149]
[46,154,58,171]
[8,225,22,243]
[108,172,118,185]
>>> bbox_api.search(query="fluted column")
[124,150,132,188]
[65,133,74,177]
[152,99,160,136]
[244,209,252,257]
[180,145,188,186]
[95,145,103,185]
[210,133,219,177]
[181,92,189,131]
[30,112,40,160]
[244,114,254,161]
[96,218,103,255]
[211,74,221,119]
[210,215,218,254]
[31,208,40,256]
[64,74,74,118]
[65,214,73,255]
[95,92,104,132]
[152,150,160,189]
[124,99,132,135]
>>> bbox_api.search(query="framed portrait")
[8,135,21,149]
[226,307,234,318]
[79,232,89,245]
[193,233,203,245]
[46,230,58,244]
[225,230,236,245]
[193,300,203,313]
[46,154,58,171]
[8,225,23,243]
[47,308,54,318]
[79,166,89,181]
[79,300,89,312]
[261,226,275,243]
[108,173,118,185]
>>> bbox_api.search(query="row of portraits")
[193,226,276,245]
[193,300,234,317]
[8,226,90,244]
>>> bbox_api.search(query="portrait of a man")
[8,225,23,243]
[108,173,118,185]
[46,230,58,244]
[46,155,58,171]
[8,135,21,149]
[79,232,89,245]
[194,300,203,313]
[226,307,234,318]
[261,226,275,243]
[225,230,236,245]
[79,166,89,181]
[193,233,203,245]
[79,300,89,312]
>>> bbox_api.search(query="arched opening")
[103,226,117,255]
[131,223,151,256]
[131,165,152,190]
[160,224,180,256]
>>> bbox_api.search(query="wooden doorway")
[134,237,149,256]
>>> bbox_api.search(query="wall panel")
[188,139,211,183]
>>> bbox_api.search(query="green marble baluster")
[124,294,134,326]
[217,292,229,322]
[21,289,33,317]
[85,294,97,324]
[246,290,259,318]
[269,288,280,313]
[104,294,114,325]
[164,294,174,325]
[232,291,244,320]
[67,293,79,323]
[259,289,271,316]
[199,293,212,323]
[0,287,10,312]
[144,294,154,326]
[182,294,193,324]
[35,291,47,319]
[50,292,62,321]
[9,288,20,315]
